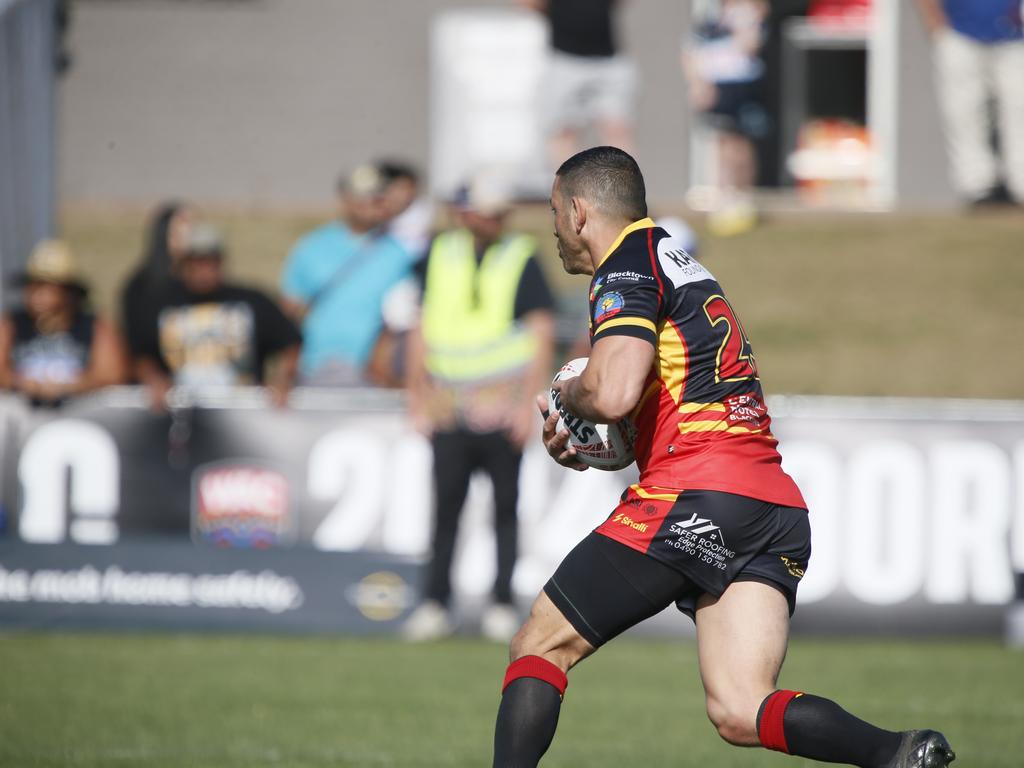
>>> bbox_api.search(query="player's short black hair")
[555,146,647,221]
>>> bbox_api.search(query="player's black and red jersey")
[588,218,805,510]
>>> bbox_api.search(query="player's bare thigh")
[509,590,596,673]
[695,580,791,746]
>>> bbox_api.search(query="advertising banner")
[0,540,418,633]
[0,389,1021,635]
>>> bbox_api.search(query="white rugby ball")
[547,358,637,471]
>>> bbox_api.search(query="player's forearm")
[559,367,637,424]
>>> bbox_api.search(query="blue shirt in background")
[281,222,413,379]
[943,0,1023,43]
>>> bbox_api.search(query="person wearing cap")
[134,223,301,408]
[915,0,1024,206]
[280,164,416,386]
[0,240,126,407]
[402,174,556,643]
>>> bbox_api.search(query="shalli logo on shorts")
[612,512,649,533]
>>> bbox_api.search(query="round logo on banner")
[347,571,414,621]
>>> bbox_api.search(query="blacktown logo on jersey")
[604,269,656,284]
[550,387,596,444]
[657,237,714,288]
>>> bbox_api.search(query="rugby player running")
[492,146,955,768]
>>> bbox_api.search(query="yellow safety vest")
[422,229,537,382]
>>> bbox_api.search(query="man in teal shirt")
[281,165,416,384]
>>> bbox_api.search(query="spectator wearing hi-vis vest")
[403,173,556,644]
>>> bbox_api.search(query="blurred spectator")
[403,174,556,643]
[120,202,195,366]
[520,0,636,169]
[915,0,1024,207]
[0,240,125,407]
[377,160,435,262]
[369,161,438,388]
[684,0,770,236]
[135,224,301,408]
[281,165,415,386]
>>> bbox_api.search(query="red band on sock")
[502,655,568,696]
[758,689,801,753]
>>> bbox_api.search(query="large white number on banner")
[18,419,120,544]
[379,434,433,556]
[309,430,386,551]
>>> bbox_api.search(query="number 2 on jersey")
[702,295,758,383]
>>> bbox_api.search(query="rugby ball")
[547,358,637,471]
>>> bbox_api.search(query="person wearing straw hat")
[0,240,125,407]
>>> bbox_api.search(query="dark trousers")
[425,429,522,607]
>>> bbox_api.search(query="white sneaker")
[401,600,454,642]
[481,603,520,643]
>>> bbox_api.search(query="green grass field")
[1,632,1021,767]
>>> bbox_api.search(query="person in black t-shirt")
[135,224,301,409]
[520,0,636,169]
[0,240,125,407]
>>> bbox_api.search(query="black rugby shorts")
[544,489,810,648]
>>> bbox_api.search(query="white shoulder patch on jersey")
[657,236,714,288]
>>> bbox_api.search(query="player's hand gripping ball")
[547,358,637,471]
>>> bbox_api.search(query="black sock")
[758,691,902,767]
[493,677,563,767]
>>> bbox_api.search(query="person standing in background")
[915,0,1024,207]
[281,165,415,386]
[0,240,125,407]
[120,202,195,369]
[519,0,636,170]
[683,0,770,236]
[403,175,556,643]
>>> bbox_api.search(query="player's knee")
[508,623,534,662]
[705,695,759,746]
[507,610,591,671]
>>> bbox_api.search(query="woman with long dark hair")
[119,202,195,368]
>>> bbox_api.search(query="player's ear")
[571,196,586,234]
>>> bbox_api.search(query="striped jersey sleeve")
[588,230,664,346]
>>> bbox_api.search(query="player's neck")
[585,216,635,270]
